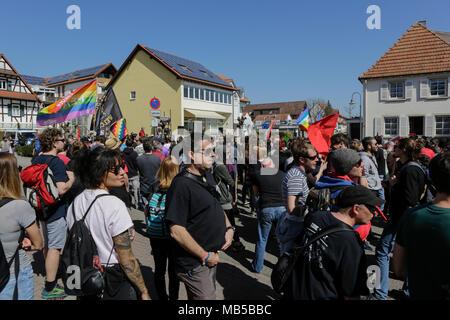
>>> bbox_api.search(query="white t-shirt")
[67,189,134,265]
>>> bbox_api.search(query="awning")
[184,109,226,120]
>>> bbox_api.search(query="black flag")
[93,87,123,135]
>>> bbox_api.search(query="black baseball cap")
[336,186,385,210]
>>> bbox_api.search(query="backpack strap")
[0,197,14,209]
[72,193,114,222]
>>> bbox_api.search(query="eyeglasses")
[110,163,125,175]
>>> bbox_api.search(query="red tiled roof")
[0,91,39,101]
[240,96,250,103]
[253,113,291,122]
[244,101,307,116]
[359,22,450,80]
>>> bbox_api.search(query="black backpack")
[271,224,354,298]
[62,194,113,296]
[0,198,24,300]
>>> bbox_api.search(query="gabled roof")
[253,113,291,122]
[107,44,236,91]
[0,54,41,102]
[21,75,50,86]
[359,22,450,81]
[244,101,307,116]
[46,63,116,86]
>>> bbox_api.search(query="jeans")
[376,187,386,212]
[149,237,180,300]
[0,264,34,300]
[251,206,284,273]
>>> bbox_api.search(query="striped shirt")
[281,165,309,207]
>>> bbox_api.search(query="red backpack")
[20,156,60,221]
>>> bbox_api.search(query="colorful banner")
[37,79,97,126]
[93,87,123,135]
[296,107,310,131]
[110,118,128,141]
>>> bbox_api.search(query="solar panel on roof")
[145,47,232,88]
[47,64,107,85]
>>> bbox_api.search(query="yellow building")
[107,44,237,135]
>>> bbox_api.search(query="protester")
[68,148,150,300]
[134,136,145,157]
[0,153,43,300]
[373,137,426,300]
[152,139,165,162]
[32,128,74,299]
[139,126,146,137]
[123,138,140,208]
[57,143,71,165]
[374,136,387,182]
[393,151,450,300]
[292,186,383,300]
[146,156,180,300]
[359,137,384,211]
[90,135,106,151]
[165,132,234,300]
[251,157,285,273]
[137,139,162,207]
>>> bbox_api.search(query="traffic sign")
[150,98,160,110]
[150,110,161,117]
[151,119,159,127]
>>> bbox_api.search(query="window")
[200,88,204,100]
[215,91,219,102]
[436,116,450,135]
[12,104,20,117]
[384,117,399,136]
[0,79,5,90]
[189,87,194,98]
[130,91,136,100]
[219,93,223,103]
[227,94,232,104]
[430,79,446,97]
[194,87,199,99]
[389,82,404,99]
[184,86,188,98]
[205,89,210,101]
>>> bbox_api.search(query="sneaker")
[41,285,68,300]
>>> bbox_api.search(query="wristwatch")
[226,226,236,232]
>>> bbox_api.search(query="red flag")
[307,113,339,159]
[266,120,275,140]
[77,127,80,141]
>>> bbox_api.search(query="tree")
[324,100,334,116]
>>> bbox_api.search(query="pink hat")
[420,148,435,160]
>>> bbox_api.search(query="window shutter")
[7,104,12,116]
[399,115,408,137]
[405,80,413,100]
[425,115,434,137]
[374,117,382,136]
[380,82,389,101]
[420,79,429,99]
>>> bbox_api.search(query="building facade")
[0,54,42,136]
[360,21,450,138]
[107,45,237,135]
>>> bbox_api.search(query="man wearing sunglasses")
[31,128,75,299]
[165,132,234,300]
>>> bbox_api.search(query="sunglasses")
[304,153,319,160]
[110,163,125,175]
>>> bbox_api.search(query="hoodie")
[123,147,139,178]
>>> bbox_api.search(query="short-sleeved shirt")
[165,172,226,272]
[297,211,369,299]
[66,189,134,265]
[253,169,285,209]
[281,166,309,207]
[32,154,68,222]
[396,204,450,300]
[0,200,36,272]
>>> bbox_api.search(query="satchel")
[271,224,354,296]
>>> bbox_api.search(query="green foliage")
[15,145,34,157]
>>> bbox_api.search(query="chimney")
[417,20,427,27]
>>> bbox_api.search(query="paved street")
[14,154,403,300]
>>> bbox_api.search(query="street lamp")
[349,92,362,139]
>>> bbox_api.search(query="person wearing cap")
[294,185,384,300]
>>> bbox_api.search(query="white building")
[359,21,450,139]
[0,54,42,137]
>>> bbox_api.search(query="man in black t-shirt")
[251,157,286,273]
[295,186,384,300]
[165,133,235,300]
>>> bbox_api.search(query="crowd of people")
[0,127,449,301]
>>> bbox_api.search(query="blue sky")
[2,0,450,116]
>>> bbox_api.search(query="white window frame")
[435,115,450,136]
[183,86,188,98]
[130,91,136,100]
[429,79,447,97]
[384,117,399,136]
[0,79,6,90]
[12,104,20,117]
[389,82,405,99]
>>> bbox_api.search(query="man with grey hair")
[152,139,165,162]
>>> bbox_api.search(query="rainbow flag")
[37,79,97,126]
[316,113,322,122]
[296,107,310,131]
[110,118,128,140]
